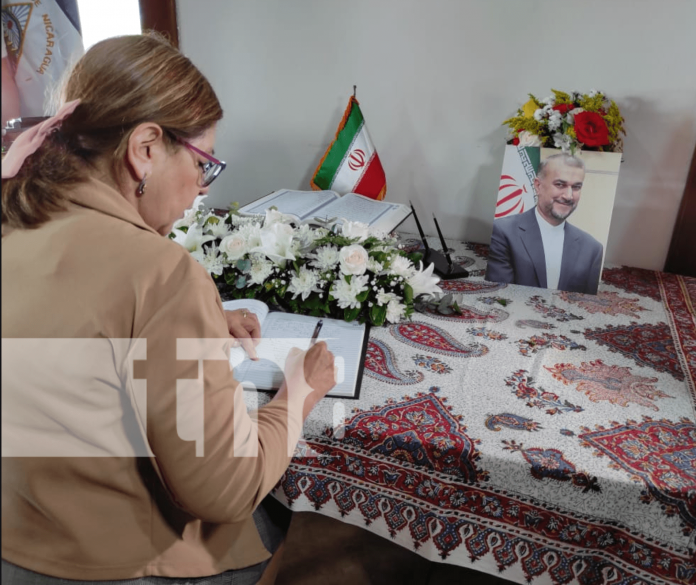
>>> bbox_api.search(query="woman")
[1,34,335,584]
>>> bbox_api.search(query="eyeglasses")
[178,138,227,187]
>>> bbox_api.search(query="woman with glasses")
[1,34,336,585]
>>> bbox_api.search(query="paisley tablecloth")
[259,236,696,585]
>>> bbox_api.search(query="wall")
[178,0,696,270]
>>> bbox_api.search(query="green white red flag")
[311,96,387,201]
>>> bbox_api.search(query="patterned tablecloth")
[257,236,696,585]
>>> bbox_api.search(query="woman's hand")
[224,309,261,360]
[277,341,336,420]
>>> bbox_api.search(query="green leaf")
[403,283,414,304]
[356,289,370,303]
[438,294,453,311]
[344,307,360,322]
[225,272,237,285]
[235,276,246,289]
[452,301,462,315]
[236,259,251,272]
[407,252,423,265]
[496,298,508,307]
[370,304,387,327]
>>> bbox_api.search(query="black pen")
[409,200,430,251]
[432,213,453,266]
[310,319,323,347]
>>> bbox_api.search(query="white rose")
[341,220,369,242]
[339,244,369,276]
[518,131,543,148]
[219,234,247,260]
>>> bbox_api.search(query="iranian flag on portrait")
[311,96,387,201]
[495,145,540,218]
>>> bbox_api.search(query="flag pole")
[353,85,357,98]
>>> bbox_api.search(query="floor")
[276,511,517,585]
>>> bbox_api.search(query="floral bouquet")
[170,197,442,326]
[502,89,625,154]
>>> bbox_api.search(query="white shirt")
[535,207,565,289]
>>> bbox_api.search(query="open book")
[238,189,411,234]
[222,299,369,399]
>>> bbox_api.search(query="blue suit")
[485,208,603,295]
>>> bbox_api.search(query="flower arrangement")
[170,197,442,326]
[502,89,625,154]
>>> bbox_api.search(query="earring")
[137,173,148,197]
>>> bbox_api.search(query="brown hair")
[1,33,223,229]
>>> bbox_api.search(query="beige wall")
[178,0,696,271]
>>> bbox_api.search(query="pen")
[432,213,453,266]
[310,319,323,347]
[409,200,430,252]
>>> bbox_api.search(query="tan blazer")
[1,178,302,579]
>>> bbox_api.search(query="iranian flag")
[311,96,387,200]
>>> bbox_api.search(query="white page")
[232,312,366,398]
[239,189,339,222]
[221,299,270,322]
[321,192,410,231]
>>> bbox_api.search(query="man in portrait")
[486,153,603,295]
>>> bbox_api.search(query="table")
[259,236,696,585]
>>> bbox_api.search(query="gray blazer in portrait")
[485,208,603,295]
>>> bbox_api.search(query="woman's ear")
[125,123,164,182]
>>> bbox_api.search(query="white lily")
[265,208,295,226]
[407,261,442,299]
[172,195,208,230]
[251,222,296,265]
[171,225,215,253]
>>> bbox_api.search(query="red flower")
[512,137,520,145]
[553,103,574,115]
[574,111,610,147]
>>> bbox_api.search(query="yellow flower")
[522,99,537,118]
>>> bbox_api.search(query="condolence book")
[222,299,368,399]
[238,189,411,234]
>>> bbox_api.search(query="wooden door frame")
[664,144,696,277]
[139,0,179,48]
